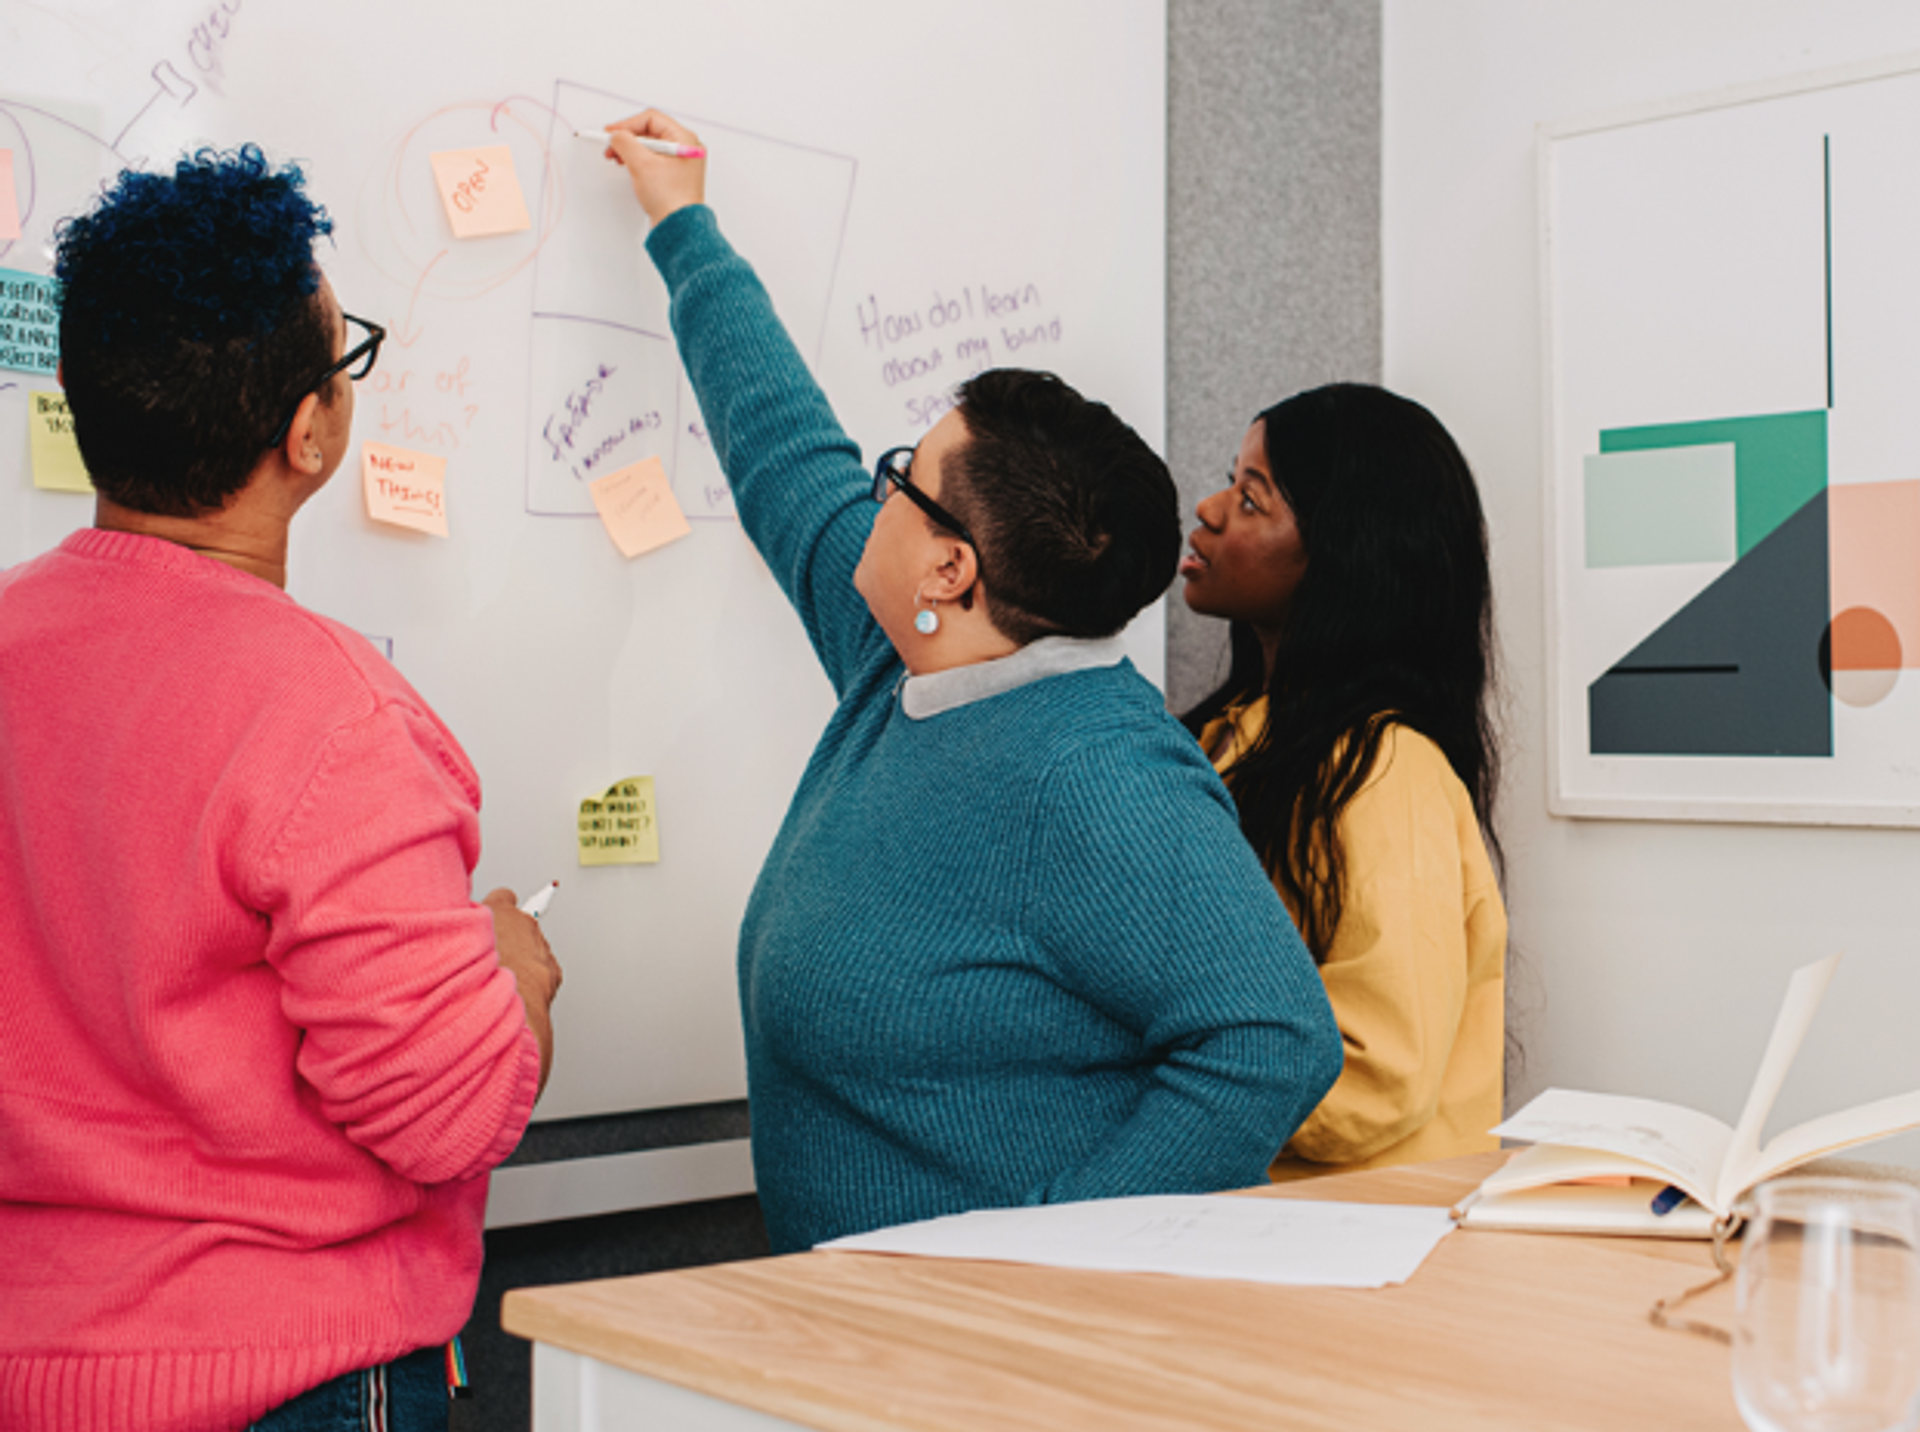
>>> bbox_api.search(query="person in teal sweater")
[603,111,1342,1253]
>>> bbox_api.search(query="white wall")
[1385,1,1920,1161]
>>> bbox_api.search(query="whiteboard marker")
[518,881,559,919]
[575,131,706,159]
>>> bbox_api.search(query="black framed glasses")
[267,313,386,449]
[872,445,979,552]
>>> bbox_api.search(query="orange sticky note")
[428,145,531,239]
[363,441,449,537]
[0,151,19,241]
[589,455,691,558]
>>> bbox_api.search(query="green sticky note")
[0,269,60,377]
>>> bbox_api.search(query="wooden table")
[502,1152,1748,1430]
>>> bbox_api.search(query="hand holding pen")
[519,881,559,920]
[597,109,709,225]
[484,885,563,1094]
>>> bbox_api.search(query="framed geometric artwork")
[1541,51,1920,825]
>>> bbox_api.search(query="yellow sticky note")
[363,441,449,537]
[428,145,532,239]
[28,391,92,493]
[0,151,19,241]
[578,777,660,866]
[589,455,691,558]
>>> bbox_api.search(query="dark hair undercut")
[54,144,336,517]
[941,368,1180,645]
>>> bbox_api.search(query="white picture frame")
[1541,50,1920,826]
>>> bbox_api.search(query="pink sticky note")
[0,151,20,241]
[363,442,450,537]
[589,455,691,558]
[428,145,532,239]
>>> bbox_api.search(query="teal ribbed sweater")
[648,206,1341,1253]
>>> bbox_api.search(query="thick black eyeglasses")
[267,313,386,449]
[871,445,979,552]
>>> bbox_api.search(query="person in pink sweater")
[0,147,562,1432]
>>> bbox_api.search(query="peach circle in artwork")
[1825,606,1901,708]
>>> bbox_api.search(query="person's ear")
[922,540,979,604]
[280,391,327,475]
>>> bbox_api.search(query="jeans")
[247,1346,448,1432]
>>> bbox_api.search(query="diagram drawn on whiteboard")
[523,80,858,521]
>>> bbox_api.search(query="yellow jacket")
[1201,703,1507,1178]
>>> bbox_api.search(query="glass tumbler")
[1733,1177,1920,1432]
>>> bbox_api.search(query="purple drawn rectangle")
[524,80,857,522]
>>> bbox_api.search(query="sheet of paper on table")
[817,1195,1457,1289]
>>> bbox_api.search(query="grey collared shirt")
[899,635,1129,720]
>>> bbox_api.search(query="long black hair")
[1182,383,1502,960]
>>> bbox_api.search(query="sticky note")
[0,151,19,241]
[428,145,532,239]
[589,455,691,558]
[578,777,660,865]
[28,390,91,492]
[0,268,59,376]
[363,441,449,536]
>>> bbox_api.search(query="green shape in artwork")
[1599,410,1826,559]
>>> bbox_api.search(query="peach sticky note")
[578,776,660,866]
[428,145,532,239]
[589,455,691,558]
[0,151,19,241]
[28,391,92,493]
[363,441,449,536]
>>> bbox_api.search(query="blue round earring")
[914,606,940,635]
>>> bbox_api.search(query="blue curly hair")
[55,144,338,515]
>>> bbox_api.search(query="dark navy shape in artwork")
[1589,490,1830,757]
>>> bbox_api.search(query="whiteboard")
[1540,51,1920,827]
[0,0,1168,1119]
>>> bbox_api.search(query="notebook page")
[1495,1088,1733,1210]
[1718,953,1842,1206]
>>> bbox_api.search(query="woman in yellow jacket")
[1179,383,1507,1178]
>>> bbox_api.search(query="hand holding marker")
[574,130,706,159]
[519,881,559,920]
[595,110,709,227]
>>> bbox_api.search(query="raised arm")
[607,110,888,694]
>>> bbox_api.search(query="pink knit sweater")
[0,530,541,1432]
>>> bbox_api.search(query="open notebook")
[1455,954,1920,1237]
